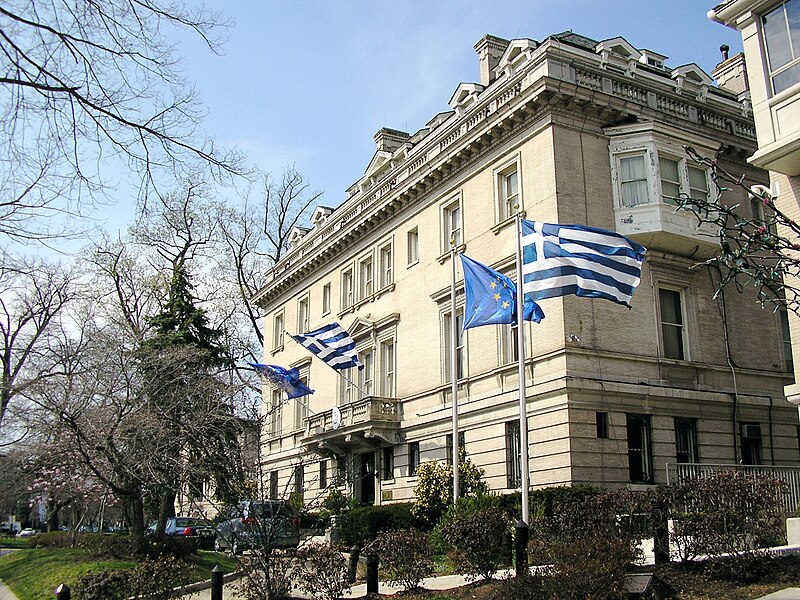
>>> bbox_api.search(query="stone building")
[709,0,800,407]
[253,31,797,506]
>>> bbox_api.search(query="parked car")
[215,500,300,554]
[146,517,216,549]
[16,528,37,538]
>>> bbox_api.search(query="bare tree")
[0,259,77,430]
[676,146,796,313]
[0,0,242,247]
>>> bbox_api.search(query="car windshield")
[243,501,293,519]
[174,518,206,527]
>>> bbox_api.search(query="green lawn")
[0,548,237,600]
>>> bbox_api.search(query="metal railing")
[666,462,800,514]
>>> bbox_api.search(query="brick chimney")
[712,46,749,95]
[474,35,510,86]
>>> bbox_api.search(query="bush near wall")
[339,503,417,547]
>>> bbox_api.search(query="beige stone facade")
[253,31,797,507]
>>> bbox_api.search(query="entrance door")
[359,452,376,505]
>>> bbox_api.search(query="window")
[506,421,522,488]
[408,441,420,476]
[445,432,466,466]
[674,418,699,463]
[297,296,309,334]
[382,447,394,480]
[627,414,653,484]
[294,464,304,499]
[659,288,686,360]
[443,308,466,382]
[741,423,763,465]
[687,165,709,201]
[379,242,393,288]
[380,340,395,397]
[498,165,520,221]
[341,268,354,310]
[620,155,649,206]
[407,227,419,265]
[269,471,279,499]
[269,388,283,436]
[336,456,348,483]
[293,374,309,429]
[596,412,609,439]
[442,199,462,250]
[659,156,681,205]
[358,255,373,300]
[500,321,519,365]
[780,309,793,372]
[358,349,374,398]
[322,283,331,315]
[763,0,800,94]
[319,460,328,489]
[272,311,284,350]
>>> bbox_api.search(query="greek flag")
[291,322,364,371]
[521,220,646,307]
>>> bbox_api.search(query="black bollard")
[366,551,379,595]
[652,511,670,565]
[501,531,513,566]
[514,520,529,577]
[348,545,361,583]
[55,583,70,600]
[211,564,224,600]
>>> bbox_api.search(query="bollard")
[211,564,224,600]
[652,512,670,565]
[366,551,379,595]
[501,531,513,566]
[55,583,70,600]
[514,520,529,577]
[348,545,361,583]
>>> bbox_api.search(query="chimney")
[474,35,510,86]
[712,49,750,95]
[373,128,410,153]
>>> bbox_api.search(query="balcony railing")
[666,462,800,514]
[304,396,400,436]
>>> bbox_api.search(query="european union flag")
[249,363,314,399]
[460,254,544,330]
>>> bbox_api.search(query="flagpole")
[285,330,371,398]
[450,240,460,505]
[514,211,530,524]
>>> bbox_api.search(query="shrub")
[29,531,73,548]
[529,484,604,518]
[368,528,434,591]
[438,497,510,581]
[339,503,416,547]
[411,448,489,529]
[73,569,131,600]
[292,542,351,600]
[79,533,137,558]
[128,555,194,599]
[235,551,294,600]
[667,469,787,581]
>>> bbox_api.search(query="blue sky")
[177,1,743,211]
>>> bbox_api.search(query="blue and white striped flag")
[291,322,365,371]
[520,220,646,307]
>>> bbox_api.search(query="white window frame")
[380,338,395,397]
[297,295,310,334]
[269,388,283,437]
[341,266,354,310]
[293,365,310,430]
[780,308,793,373]
[407,227,419,266]
[610,136,712,209]
[500,320,519,365]
[322,282,332,316]
[494,157,521,222]
[358,348,374,398]
[441,197,463,254]
[658,286,689,361]
[442,306,466,383]
[762,0,800,95]
[272,310,285,351]
[358,254,374,301]
[378,240,393,289]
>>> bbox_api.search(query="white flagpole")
[450,241,460,504]
[514,211,530,524]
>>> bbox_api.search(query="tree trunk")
[127,494,147,555]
